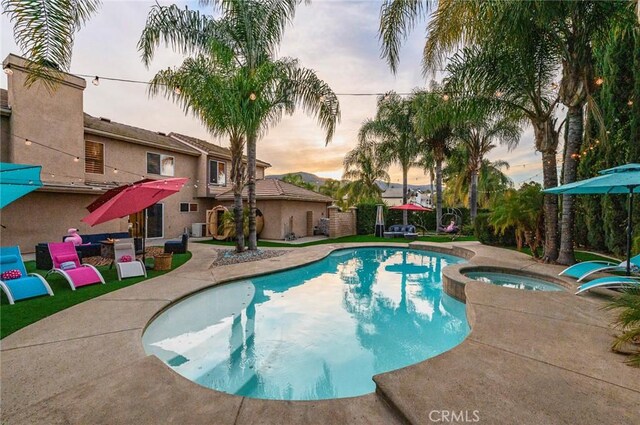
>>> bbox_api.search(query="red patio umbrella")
[389,203,433,211]
[82,177,188,226]
[81,178,188,264]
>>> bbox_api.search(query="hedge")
[355,202,479,234]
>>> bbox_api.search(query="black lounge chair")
[383,225,418,239]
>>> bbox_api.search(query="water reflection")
[143,248,469,400]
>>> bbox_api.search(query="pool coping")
[1,241,639,424]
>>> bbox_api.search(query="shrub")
[355,202,386,235]
[475,213,516,246]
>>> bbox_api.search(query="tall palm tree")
[454,113,520,221]
[338,140,390,206]
[139,1,340,251]
[413,86,456,230]
[444,29,562,261]
[2,0,100,88]
[359,92,420,224]
[145,55,249,252]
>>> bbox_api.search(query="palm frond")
[3,0,100,89]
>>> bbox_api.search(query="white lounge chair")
[114,239,146,281]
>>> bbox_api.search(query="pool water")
[143,247,469,400]
[464,271,564,291]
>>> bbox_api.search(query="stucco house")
[0,54,333,251]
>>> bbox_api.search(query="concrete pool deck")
[1,242,638,424]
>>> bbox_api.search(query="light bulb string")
[10,132,198,189]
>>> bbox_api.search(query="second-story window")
[147,152,175,176]
[85,141,104,174]
[209,159,226,185]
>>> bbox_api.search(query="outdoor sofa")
[383,225,419,239]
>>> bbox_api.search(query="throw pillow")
[1,269,22,280]
[119,255,132,263]
[60,261,76,271]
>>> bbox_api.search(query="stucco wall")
[0,189,211,253]
[5,55,86,185]
[217,199,329,240]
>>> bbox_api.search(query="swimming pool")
[143,247,469,400]
[464,271,564,291]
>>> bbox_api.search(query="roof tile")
[215,179,333,203]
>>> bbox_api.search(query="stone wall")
[328,206,357,238]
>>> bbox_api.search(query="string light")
[595,77,604,86]
[249,93,257,101]
[442,94,450,101]
[113,168,118,174]
[551,82,559,90]
[495,90,503,98]
[174,86,181,95]
[3,67,13,76]
[24,139,32,146]
[92,76,100,86]
[74,156,80,162]
[628,99,634,106]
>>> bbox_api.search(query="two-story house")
[0,54,333,252]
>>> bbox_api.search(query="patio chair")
[48,242,105,290]
[114,239,146,281]
[164,232,189,254]
[575,276,640,295]
[0,246,53,304]
[559,254,640,282]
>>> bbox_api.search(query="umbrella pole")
[143,208,147,267]
[626,190,634,276]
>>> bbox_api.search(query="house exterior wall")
[0,191,126,253]
[4,54,86,185]
[217,199,328,240]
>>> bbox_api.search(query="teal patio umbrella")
[0,163,43,209]
[544,163,640,274]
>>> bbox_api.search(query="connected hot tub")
[463,270,564,292]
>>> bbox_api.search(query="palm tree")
[145,55,249,252]
[338,140,390,206]
[490,182,544,256]
[379,0,632,263]
[605,286,640,367]
[443,147,512,210]
[412,85,456,232]
[359,92,420,224]
[454,113,520,221]
[139,1,340,251]
[318,179,342,200]
[2,0,100,88]
[444,30,562,261]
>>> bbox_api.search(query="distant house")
[0,54,332,251]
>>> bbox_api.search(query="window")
[85,141,104,174]
[208,159,227,185]
[147,152,175,176]
[180,203,199,213]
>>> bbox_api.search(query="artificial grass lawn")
[197,234,478,248]
[0,252,191,339]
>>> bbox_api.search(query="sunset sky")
[1,0,553,186]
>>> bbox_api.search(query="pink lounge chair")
[48,242,105,290]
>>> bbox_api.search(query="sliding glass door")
[146,203,164,239]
